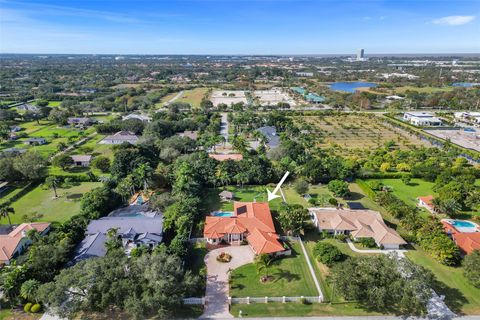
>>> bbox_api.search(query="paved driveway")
[200,246,255,319]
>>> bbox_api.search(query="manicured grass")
[406,248,480,315]
[230,301,385,317]
[367,178,436,207]
[1,182,102,224]
[230,242,318,297]
[204,184,337,213]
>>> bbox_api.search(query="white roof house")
[122,114,152,122]
[100,131,139,145]
[403,112,442,126]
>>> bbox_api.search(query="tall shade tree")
[44,176,60,198]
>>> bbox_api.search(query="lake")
[329,81,378,93]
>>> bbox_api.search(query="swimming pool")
[212,211,234,217]
[443,219,479,233]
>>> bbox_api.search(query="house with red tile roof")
[203,202,286,255]
[208,153,243,161]
[441,220,480,255]
[418,195,436,213]
[0,222,51,266]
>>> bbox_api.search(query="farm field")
[178,87,209,107]
[1,182,102,224]
[291,114,428,153]
[230,242,318,297]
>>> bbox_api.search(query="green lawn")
[406,248,480,315]
[366,178,436,207]
[230,242,318,297]
[230,301,385,318]
[204,184,337,213]
[1,182,102,224]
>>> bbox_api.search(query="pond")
[329,81,378,93]
[451,82,480,87]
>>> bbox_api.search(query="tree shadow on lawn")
[66,193,83,200]
[431,278,468,314]
[273,268,300,283]
[346,192,364,201]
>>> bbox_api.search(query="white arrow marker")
[267,171,290,202]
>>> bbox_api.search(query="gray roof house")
[67,117,94,127]
[257,126,280,148]
[122,113,152,122]
[73,205,163,262]
[17,104,39,112]
[23,137,47,145]
[99,131,139,145]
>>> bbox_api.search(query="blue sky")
[0,0,479,54]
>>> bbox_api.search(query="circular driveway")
[200,245,255,319]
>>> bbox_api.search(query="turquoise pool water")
[329,82,378,93]
[446,219,478,233]
[213,211,234,217]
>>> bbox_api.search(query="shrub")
[328,197,338,206]
[358,237,377,248]
[313,241,345,266]
[30,304,41,313]
[368,180,383,191]
[216,252,232,263]
[294,179,309,195]
[24,303,32,313]
[335,234,347,242]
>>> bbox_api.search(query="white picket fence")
[182,296,323,305]
[229,296,323,304]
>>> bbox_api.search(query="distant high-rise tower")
[357,49,365,60]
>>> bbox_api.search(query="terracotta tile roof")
[0,222,51,263]
[309,208,406,246]
[208,154,243,161]
[247,228,285,254]
[452,233,480,255]
[418,195,434,207]
[203,201,284,254]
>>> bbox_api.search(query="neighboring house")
[219,190,234,201]
[67,117,94,127]
[122,113,152,122]
[309,208,406,249]
[17,104,39,112]
[441,220,480,254]
[100,131,139,145]
[0,223,51,266]
[23,137,47,145]
[1,148,27,156]
[204,202,288,255]
[403,112,442,126]
[256,126,280,149]
[9,126,22,132]
[418,196,436,213]
[0,181,9,194]
[208,153,243,161]
[73,204,163,262]
[454,112,480,124]
[177,130,198,141]
[71,155,92,167]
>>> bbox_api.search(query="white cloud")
[432,15,475,26]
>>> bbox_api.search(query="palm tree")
[0,204,15,225]
[20,279,40,303]
[44,176,59,198]
[255,254,273,280]
[134,164,153,191]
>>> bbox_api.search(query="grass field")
[291,114,427,154]
[406,248,480,315]
[230,301,385,318]
[1,182,102,224]
[230,242,318,297]
[366,178,436,207]
[393,86,454,94]
[204,184,337,213]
